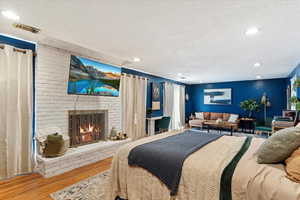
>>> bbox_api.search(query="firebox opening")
[68,110,108,147]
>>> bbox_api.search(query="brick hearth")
[36,139,131,178]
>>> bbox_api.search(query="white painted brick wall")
[35,44,121,137]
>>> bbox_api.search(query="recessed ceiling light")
[177,73,183,76]
[254,62,261,67]
[1,10,20,21]
[133,57,141,62]
[256,75,262,79]
[245,27,259,36]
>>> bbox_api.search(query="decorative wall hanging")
[204,88,232,105]
[152,82,160,110]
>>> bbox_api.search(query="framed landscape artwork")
[152,82,160,110]
[204,88,232,105]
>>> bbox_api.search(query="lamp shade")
[261,94,267,104]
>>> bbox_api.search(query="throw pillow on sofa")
[256,127,300,164]
[203,112,210,120]
[195,112,204,120]
[228,114,238,123]
[222,113,231,121]
[285,147,300,183]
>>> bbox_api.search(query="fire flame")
[88,124,93,132]
[80,124,94,133]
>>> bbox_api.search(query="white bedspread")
[105,131,300,200]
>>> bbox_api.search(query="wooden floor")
[0,157,112,200]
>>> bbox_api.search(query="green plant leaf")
[240,99,260,116]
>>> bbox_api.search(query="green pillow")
[257,127,300,164]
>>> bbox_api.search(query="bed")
[105,130,300,200]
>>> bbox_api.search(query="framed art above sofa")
[204,88,232,105]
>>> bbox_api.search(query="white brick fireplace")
[36,44,122,134]
[35,44,125,177]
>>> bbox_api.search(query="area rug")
[50,170,110,200]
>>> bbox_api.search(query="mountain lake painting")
[68,55,121,96]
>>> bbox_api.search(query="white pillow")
[228,114,239,123]
[195,112,204,120]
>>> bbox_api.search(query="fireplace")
[68,110,108,147]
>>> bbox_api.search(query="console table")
[146,116,164,136]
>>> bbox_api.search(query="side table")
[239,118,255,134]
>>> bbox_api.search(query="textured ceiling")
[0,0,299,83]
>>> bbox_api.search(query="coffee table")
[203,121,234,136]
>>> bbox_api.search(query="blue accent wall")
[121,68,186,117]
[188,78,288,121]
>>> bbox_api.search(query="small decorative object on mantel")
[109,128,128,140]
[110,127,118,138]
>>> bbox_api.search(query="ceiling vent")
[13,23,41,34]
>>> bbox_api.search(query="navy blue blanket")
[128,130,222,196]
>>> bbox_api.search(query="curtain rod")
[121,73,149,80]
[0,45,37,56]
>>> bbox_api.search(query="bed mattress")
[105,130,300,200]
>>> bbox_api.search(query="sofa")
[189,112,239,131]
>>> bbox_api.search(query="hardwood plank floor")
[0,157,112,200]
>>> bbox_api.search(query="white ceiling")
[0,0,300,84]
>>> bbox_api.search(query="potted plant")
[292,78,300,99]
[290,96,300,111]
[240,99,260,118]
[293,78,300,91]
[146,108,153,116]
